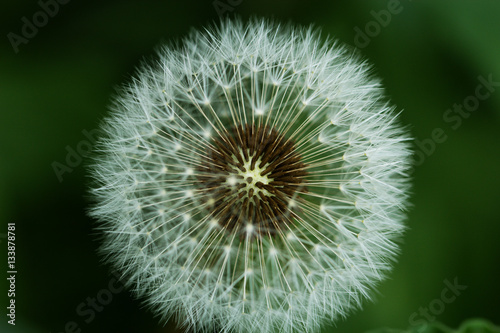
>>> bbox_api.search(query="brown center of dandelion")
[197,124,307,235]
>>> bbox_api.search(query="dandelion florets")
[89,18,412,333]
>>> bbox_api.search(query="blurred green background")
[1,0,499,332]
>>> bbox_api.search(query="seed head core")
[198,124,307,235]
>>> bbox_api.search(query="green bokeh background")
[1,0,499,332]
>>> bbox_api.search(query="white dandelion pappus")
[89,18,412,333]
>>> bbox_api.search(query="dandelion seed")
[89,18,412,333]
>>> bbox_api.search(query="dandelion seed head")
[89,18,412,333]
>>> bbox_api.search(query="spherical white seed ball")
[89,18,412,333]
